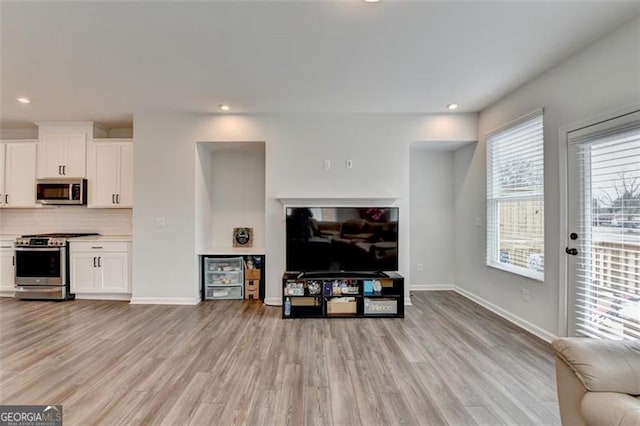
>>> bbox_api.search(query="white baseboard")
[410,284,455,291]
[75,294,131,301]
[454,286,557,343]
[264,297,281,307]
[0,291,14,298]
[129,297,200,305]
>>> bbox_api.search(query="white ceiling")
[1,1,639,129]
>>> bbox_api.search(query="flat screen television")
[285,207,399,272]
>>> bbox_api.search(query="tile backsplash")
[0,207,132,235]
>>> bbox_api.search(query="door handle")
[565,247,579,256]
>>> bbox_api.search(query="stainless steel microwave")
[36,178,87,205]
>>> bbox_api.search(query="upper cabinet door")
[88,140,133,208]
[118,143,133,207]
[62,133,87,177]
[0,144,5,204]
[38,133,65,178]
[38,132,87,178]
[90,143,119,207]
[4,142,37,207]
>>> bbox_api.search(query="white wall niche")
[195,141,266,254]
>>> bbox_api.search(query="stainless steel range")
[15,233,99,300]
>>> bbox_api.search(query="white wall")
[132,113,477,304]
[454,17,640,339]
[207,142,265,249]
[409,145,456,288]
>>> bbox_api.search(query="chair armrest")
[552,337,640,394]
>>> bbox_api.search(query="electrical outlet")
[417,263,423,272]
[324,160,331,170]
[522,288,530,303]
[154,217,166,229]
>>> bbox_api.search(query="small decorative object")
[373,280,382,293]
[233,227,253,247]
[308,281,321,295]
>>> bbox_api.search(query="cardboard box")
[245,269,261,280]
[245,279,259,291]
[327,300,356,315]
[291,297,316,306]
[245,289,259,300]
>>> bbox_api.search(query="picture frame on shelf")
[233,227,253,247]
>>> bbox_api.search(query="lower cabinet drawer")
[205,286,243,300]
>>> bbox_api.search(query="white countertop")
[198,246,265,255]
[69,235,132,242]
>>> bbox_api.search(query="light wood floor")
[0,291,559,425]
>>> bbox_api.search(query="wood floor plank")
[0,292,560,425]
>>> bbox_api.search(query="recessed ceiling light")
[365,0,380,2]
[219,104,230,111]
[16,97,31,104]
[447,103,459,110]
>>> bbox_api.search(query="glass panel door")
[567,110,640,340]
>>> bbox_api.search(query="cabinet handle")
[91,246,103,249]
[93,257,97,267]
[4,194,7,204]
[112,194,115,204]
[98,257,101,267]
[58,165,62,175]
[12,256,14,266]
[62,165,66,175]
[116,194,120,204]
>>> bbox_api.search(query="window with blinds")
[486,110,544,280]
[571,119,640,340]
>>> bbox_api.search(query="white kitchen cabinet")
[88,140,133,208]
[0,141,37,208]
[0,240,15,295]
[38,132,87,178]
[70,241,130,297]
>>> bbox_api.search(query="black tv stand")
[283,271,404,319]
[296,270,388,279]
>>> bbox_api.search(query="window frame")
[486,109,545,281]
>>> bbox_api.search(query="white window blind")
[487,110,544,280]
[571,120,640,340]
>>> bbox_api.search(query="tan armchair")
[552,337,640,425]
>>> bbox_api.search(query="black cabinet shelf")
[282,272,404,319]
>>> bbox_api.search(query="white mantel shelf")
[198,247,266,255]
[277,197,401,207]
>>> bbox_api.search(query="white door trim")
[558,103,640,337]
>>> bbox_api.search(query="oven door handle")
[15,247,62,252]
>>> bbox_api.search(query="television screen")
[285,207,399,272]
